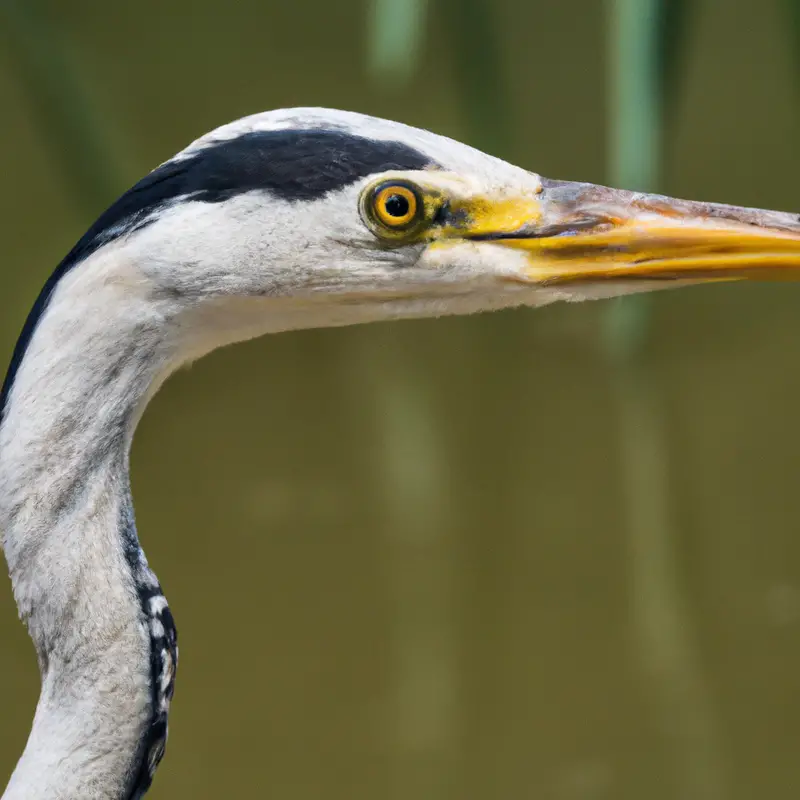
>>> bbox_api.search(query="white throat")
[0,250,178,799]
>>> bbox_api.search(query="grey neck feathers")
[0,259,178,799]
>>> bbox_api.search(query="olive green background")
[1,1,799,798]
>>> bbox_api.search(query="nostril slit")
[433,200,450,225]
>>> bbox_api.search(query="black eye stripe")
[0,129,439,421]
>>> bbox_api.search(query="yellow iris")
[372,183,419,228]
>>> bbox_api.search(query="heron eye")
[371,182,421,229]
[385,193,410,218]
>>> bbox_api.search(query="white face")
[113,107,800,345]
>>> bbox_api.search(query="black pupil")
[384,193,411,218]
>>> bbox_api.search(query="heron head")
[46,107,800,353]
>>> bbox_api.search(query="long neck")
[0,259,178,799]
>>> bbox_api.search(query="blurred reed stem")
[367,0,428,84]
[369,343,459,800]
[1,0,122,212]
[606,2,725,798]
[365,3,471,797]
[787,0,800,79]
[440,0,512,157]
[366,1,510,794]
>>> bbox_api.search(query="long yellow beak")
[473,179,800,286]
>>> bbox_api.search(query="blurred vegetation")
[605,5,726,799]
[0,0,122,209]
[1,1,799,799]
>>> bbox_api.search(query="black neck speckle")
[119,498,178,800]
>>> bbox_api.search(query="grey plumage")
[2,107,798,799]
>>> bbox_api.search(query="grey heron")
[1,107,798,799]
